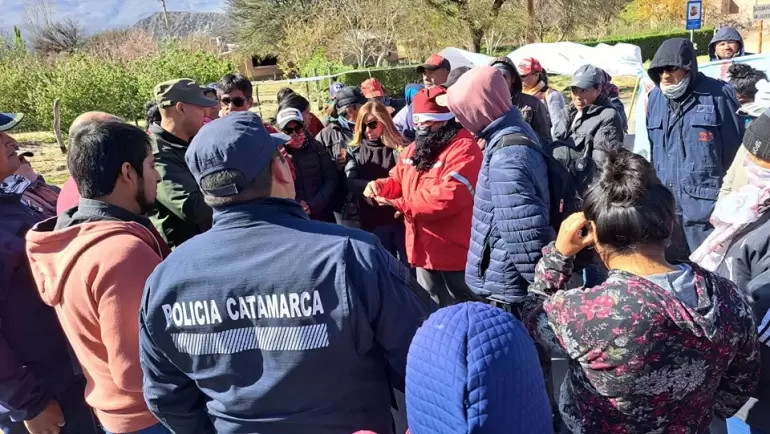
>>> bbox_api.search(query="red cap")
[412,87,454,123]
[416,54,451,73]
[517,57,544,76]
[361,78,385,98]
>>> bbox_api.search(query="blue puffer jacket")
[465,109,556,305]
[406,302,552,433]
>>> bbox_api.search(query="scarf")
[285,130,308,150]
[691,157,770,270]
[523,81,546,97]
[661,74,692,100]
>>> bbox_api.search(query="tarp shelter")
[438,44,646,78]
[508,42,646,78]
[632,53,770,160]
[438,47,494,69]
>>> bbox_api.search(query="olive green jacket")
[148,124,212,248]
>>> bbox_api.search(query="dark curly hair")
[728,63,768,102]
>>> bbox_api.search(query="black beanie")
[744,112,770,162]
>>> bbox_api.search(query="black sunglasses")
[364,121,379,131]
[282,124,304,135]
[221,97,246,107]
[662,66,681,73]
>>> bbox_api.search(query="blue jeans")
[727,417,769,434]
[371,222,408,267]
[105,423,172,434]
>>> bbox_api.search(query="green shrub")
[337,67,420,98]
[581,29,715,61]
[132,45,233,106]
[32,54,143,131]
[0,45,233,132]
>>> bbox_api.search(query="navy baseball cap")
[186,111,287,197]
[0,113,23,132]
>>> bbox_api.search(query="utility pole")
[159,0,171,36]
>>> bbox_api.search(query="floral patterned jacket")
[522,243,760,434]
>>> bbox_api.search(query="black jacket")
[489,57,552,143]
[286,134,338,222]
[566,95,624,152]
[717,211,770,431]
[316,121,354,213]
[344,140,400,231]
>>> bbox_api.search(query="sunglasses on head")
[282,124,304,135]
[221,97,246,107]
[364,121,379,131]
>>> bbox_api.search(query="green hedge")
[0,46,233,132]
[581,28,715,61]
[337,67,421,98]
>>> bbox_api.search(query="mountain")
[132,11,228,39]
[0,0,227,34]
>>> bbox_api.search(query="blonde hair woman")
[345,101,408,264]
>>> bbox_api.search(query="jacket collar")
[0,174,31,198]
[477,108,525,142]
[150,123,190,150]
[213,197,309,227]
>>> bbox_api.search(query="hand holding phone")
[555,212,595,257]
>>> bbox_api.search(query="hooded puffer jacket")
[646,38,744,257]
[709,27,747,61]
[406,302,552,434]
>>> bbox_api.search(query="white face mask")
[661,74,692,100]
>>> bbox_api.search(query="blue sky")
[1,0,227,34]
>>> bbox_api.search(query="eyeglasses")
[221,97,246,107]
[662,66,681,73]
[282,125,304,135]
[364,121,379,131]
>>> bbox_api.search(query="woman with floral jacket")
[522,149,760,434]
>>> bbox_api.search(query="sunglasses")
[221,97,246,107]
[364,121,379,131]
[662,66,681,73]
[282,125,304,135]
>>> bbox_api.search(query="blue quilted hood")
[406,302,552,433]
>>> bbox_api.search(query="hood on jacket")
[648,38,699,85]
[446,66,514,134]
[709,27,745,61]
[489,56,523,96]
[404,84,424,105]
[406,302,552,433]
[25,217,163,307]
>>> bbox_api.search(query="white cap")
[276,108,303,129]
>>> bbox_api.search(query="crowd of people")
[0,28,769,434]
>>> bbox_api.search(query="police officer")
[138,112,435,434]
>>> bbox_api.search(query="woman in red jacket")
[365,86,483,306]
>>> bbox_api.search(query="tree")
[14,26,25,51]
[30,18,85,54]
[24,0,86,54]
[532,0,628,41]
[226,0,314,56]
[423,0,511,53]
[159,0,171,36]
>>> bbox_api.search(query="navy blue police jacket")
[646,38,744,254]
[139,197,435,434]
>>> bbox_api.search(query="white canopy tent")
[438,43,646,77]
[508,42,646,77]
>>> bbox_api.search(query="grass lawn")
[11,75,644,186]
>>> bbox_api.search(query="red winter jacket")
[374,128,482,271]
